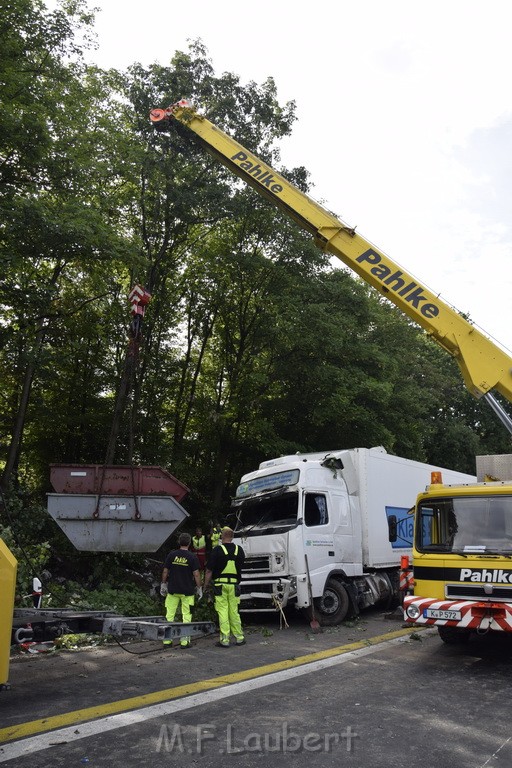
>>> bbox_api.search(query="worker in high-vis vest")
[204,527,245,647]
[191,527,206,571]
[209,522,222,549]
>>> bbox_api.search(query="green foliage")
[54,632,111,650]
[191,596,217,623]
[75,586,161,617]
[0,524,51,598]
[43,578,161,617]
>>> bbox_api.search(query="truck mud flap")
[344,581,360,616]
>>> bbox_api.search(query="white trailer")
[231,446,475,625]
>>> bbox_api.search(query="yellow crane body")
[150,101,512,406]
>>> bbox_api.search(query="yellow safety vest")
[215,544,239,584]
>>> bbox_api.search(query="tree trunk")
[1,325,45,492]
[104,339,138,465]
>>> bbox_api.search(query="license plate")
[424,608,462,621]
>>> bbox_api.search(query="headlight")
[406,604,421,620]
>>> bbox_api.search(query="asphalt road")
[1,609,512,767]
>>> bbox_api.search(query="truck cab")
[232,452,360,623]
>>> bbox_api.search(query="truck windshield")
[232,491,299,537]
[416,495,512,554]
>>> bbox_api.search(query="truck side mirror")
[388,515,397,543]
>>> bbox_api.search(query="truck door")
[302,491,337,575]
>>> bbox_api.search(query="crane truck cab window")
[416,496,512,554]
[305,494,329,527]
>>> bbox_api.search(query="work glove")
[160,582,168,597]
[196,586,203,601]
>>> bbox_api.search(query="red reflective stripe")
[405,596,512,632]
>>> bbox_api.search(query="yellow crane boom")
[150,100,512,433]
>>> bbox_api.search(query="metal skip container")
[49,464,189,501]
[47,466,190,553]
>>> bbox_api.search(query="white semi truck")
[231,446,475,625]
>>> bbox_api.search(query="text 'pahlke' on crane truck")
[230,446,474,625]
[150,99,512,638]
[403,454,512,643]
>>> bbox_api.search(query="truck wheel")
[314,579,350,626]
[437,625,471,644]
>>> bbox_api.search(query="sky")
[61,0,512,351]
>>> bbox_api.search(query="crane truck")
[402,455,512,642]
[150,99,512,638]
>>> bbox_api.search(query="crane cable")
[94,284,151,519]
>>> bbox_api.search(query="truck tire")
[313,579,350,626]
[437,625,471,644]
